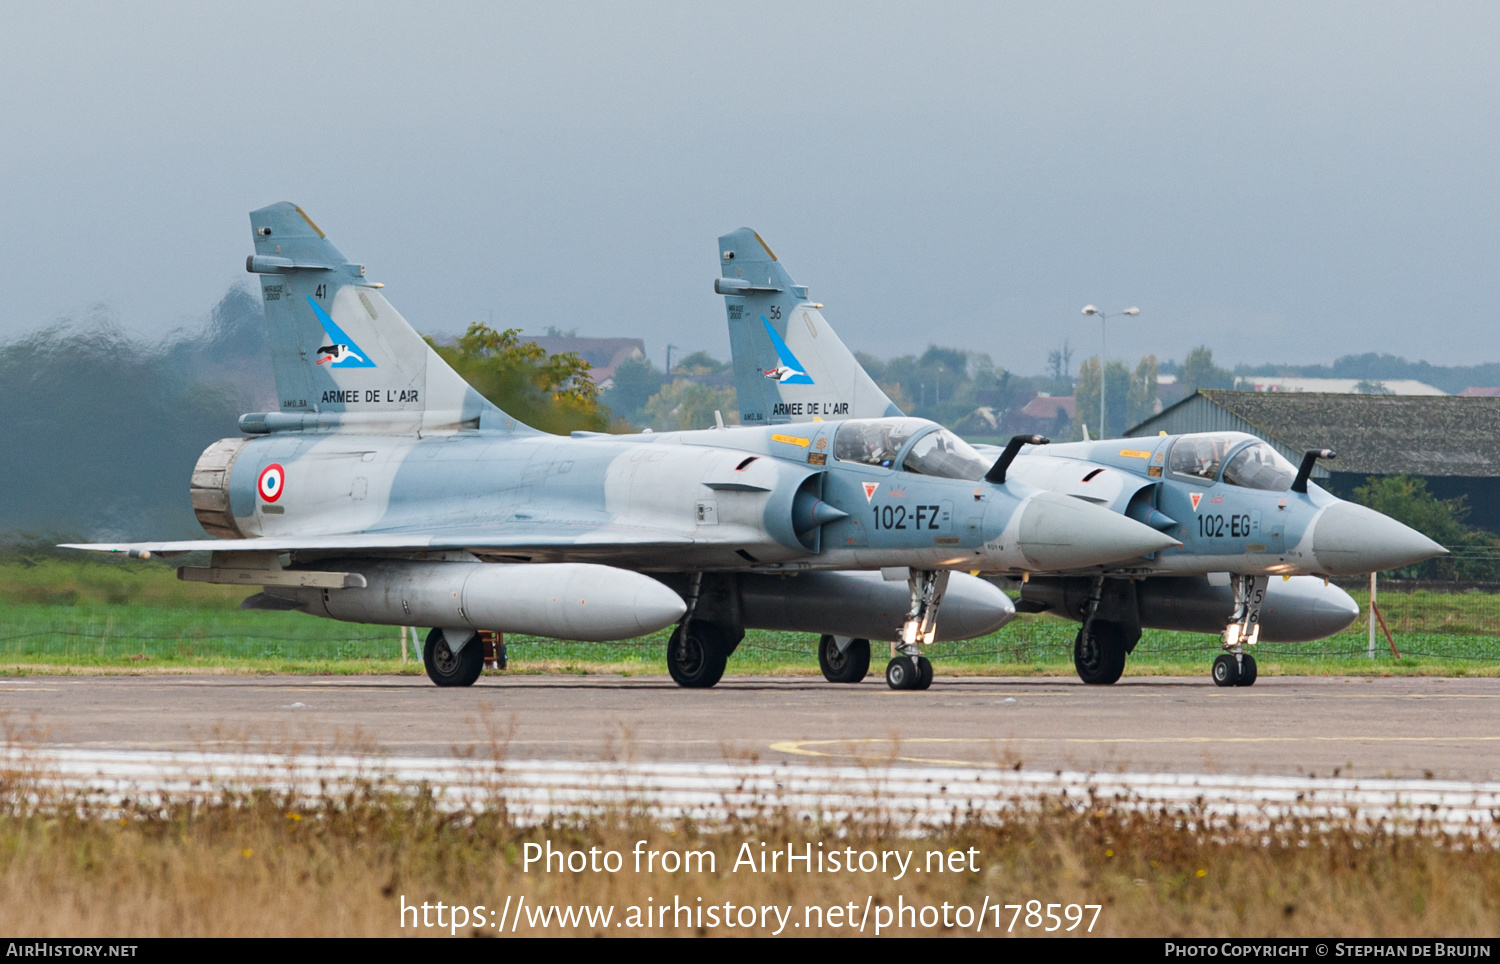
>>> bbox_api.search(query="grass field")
[0,557,1496,676]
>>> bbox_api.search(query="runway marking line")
[773,735,1500,768]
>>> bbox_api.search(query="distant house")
[1128,390,1500,535]
[524,336,645,388]
[1004,394,1076,437]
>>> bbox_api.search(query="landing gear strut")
[885,569,947,691]
[1214,575,1266,687]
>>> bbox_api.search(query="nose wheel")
[885,655,933,691]
[1213,575,1266,687]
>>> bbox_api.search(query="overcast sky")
[4,2,1498,375]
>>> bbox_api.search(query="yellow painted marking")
[293,205,327,238]
[1119,449,1152,459]
[771,434,810,447]
[0,686,57,691]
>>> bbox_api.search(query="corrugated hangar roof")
[1129,391,1500,477]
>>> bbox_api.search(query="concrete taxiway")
[2,674,1498,781]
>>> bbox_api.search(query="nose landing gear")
[886,569,948,690]
[1214,575,1266,687]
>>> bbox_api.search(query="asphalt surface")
[2,673,1498,781]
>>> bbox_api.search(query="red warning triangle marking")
[1190,492,1203,511]
[862,482,879,503]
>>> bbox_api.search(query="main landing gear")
[1073,576,1127,685]
[1213,575,1265,687]
[885,569,947,691]
[818,635,871,683]
[667,620,729,688]
[665,573,742,689]
[424,627,485,687]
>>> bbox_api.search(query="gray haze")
[4,2,1500,375]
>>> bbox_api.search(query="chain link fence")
[1,572,1497,670]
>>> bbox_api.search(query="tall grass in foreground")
[0,761,1495,936]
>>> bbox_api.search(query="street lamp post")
[1081,305,1139,438]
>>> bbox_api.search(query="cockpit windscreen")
[833,419,929,468]
[1222,442,1297,491]
[901,429,992,481]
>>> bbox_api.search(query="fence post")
[1368,572,1377,659]
[400,626,408,663]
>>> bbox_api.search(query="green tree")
[644,380,738,431]
[1181,345,1236,392]
[672,350,726,375]
[428,323,609,435]
[1127,354,1160,427]
[1046,339,1074,384]
[1352,475,1499,579]
[1073,357,1130,438]
[599,354,664,424]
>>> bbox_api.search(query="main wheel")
[424,628,484,687]
[1236,653,1258,687]
[818,635,871,683]
[667,622,728,689]
[1073,621,1127,685]
[1212,653,1240,687]
[885,656,917,690]
[913,656,934,690]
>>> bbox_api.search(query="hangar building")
[1127,390,1500,536]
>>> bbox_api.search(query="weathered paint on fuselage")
[1008,434,1335,577]
[225,418,1039,573]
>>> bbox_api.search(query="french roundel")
[257,463,286,503]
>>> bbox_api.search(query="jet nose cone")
[1311,502,1447,575]
[630,580,689,636]
[1015,491,1181,571]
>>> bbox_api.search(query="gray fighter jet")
[64,204,1180,691]
[715,228,1446,687]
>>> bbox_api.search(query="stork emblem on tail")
[316,344,366,366]
[763,363,808,383]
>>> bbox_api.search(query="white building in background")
[1156,374,1445,396]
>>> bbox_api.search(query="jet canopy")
[1167,433,1298,491]
[833,419,992,481]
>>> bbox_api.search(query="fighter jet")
[62,204,1180,692]
[714,227,1447,687]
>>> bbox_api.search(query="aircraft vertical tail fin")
[245,202,535,435]
[716,228,901,425]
